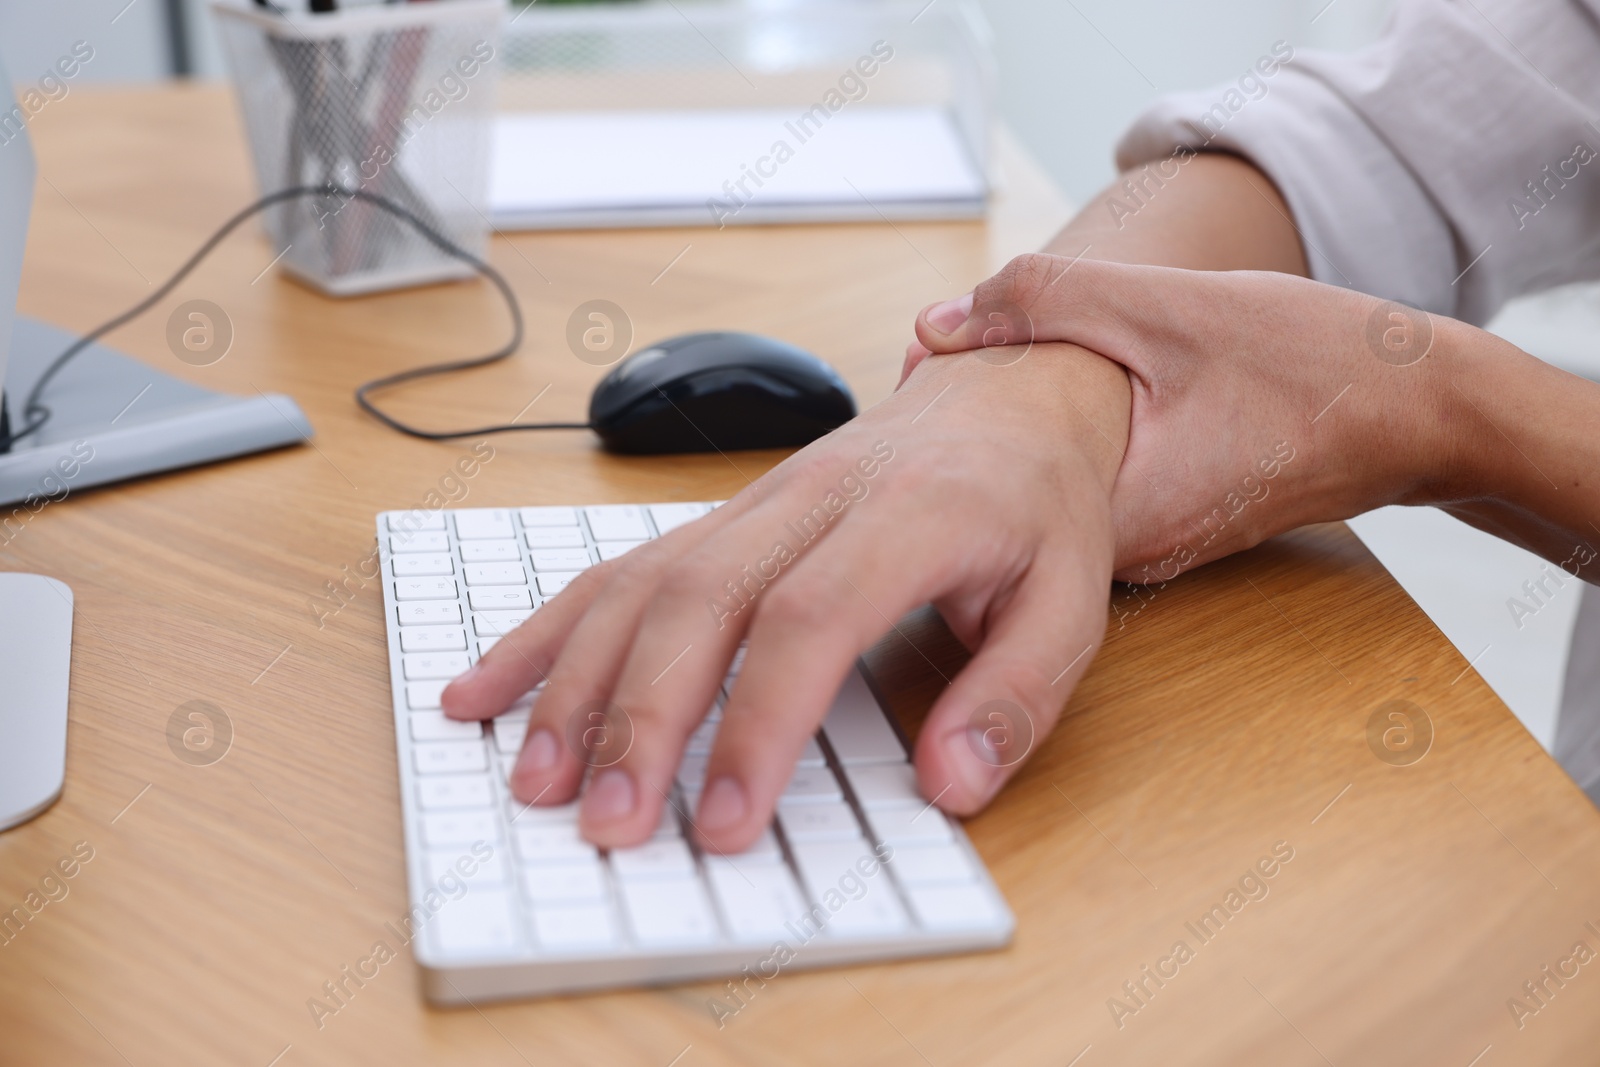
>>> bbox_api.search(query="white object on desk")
[488,106,988,230]
[0,574,73,831]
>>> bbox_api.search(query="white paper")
[489,106,986,228]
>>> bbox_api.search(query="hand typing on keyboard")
[441,344,1131,855]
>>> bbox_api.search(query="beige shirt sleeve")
[1115,0,1600,326]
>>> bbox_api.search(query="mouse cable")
[0,182,592,452]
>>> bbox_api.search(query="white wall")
[976,0,1396,202]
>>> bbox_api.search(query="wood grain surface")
[1,85,1597,1067]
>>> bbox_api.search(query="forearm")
[1043,153,1309,276]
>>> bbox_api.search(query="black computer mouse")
[589,332,857,454]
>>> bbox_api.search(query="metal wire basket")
[212,0,506,296]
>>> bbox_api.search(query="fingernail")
[521,728,559,772]
[448,663,480,689]
[926,292,973,334]
[697,776,748,832]
[943,728,1004,806]
[583,769,636,823]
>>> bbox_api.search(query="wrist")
[1407,317,1538,509]
[902,342,1132,495]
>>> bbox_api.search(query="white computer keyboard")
[378,502,1013,1003]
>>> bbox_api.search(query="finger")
[442,498,756,722]
[572,461,860,847]
[912,253,1134,361]
[500,496,770,805]
[913,535,1110,815]
[694,509,944,855]
[440,558,610,721]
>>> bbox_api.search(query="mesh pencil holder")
[211,0,506,296]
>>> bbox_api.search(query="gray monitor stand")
[0,573,72,830]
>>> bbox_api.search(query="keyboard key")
[905,884,1005,932]
[426,848,508,887]
[468,588,534,611]
[618,876,718,945]
[513,823,599,864]
[707,861,807,942]
[703,827,784,864]
[534,904,617,950]
[403,652,471,680]
[865,805,954,846]
[399,626,468,653]
[610,839,695,879]
[398,601,462,626]
[454,509,516,540]
[418,774,494,810]
[822,669,905,764]
[535,572,581,597]
[796,736,827,767]
[421,811,502,848]
[410,712,483,742]
[392,554,454,577]
[649,502,711,535]
[584,505,651,541]
[406,680,448,710]
[529,550,594,572]
[390,531,448,553]
[888,843,979,886]
[414,741,488,775]
[429,888,520,956]
[505,797,580,825]
[493,717,526,754]
[474,609,535,636]
[790,839,908,936]
[597,541,647,561]
[395,578,458,601]
[523,859,607,904]
[780,766,844,804]
[388,510,446,532]
[464,563,528,586]
[779,801,861,842]
[460,540,522,563]
[845,764,923,807]
[526,527,586,549]
[519,506,579,528]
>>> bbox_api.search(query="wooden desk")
[3,86,1599,1067]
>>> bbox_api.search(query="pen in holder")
[212,0,506,296]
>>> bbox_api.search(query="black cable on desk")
[0,182,591,452]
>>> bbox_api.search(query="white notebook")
[488,106,988,230]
